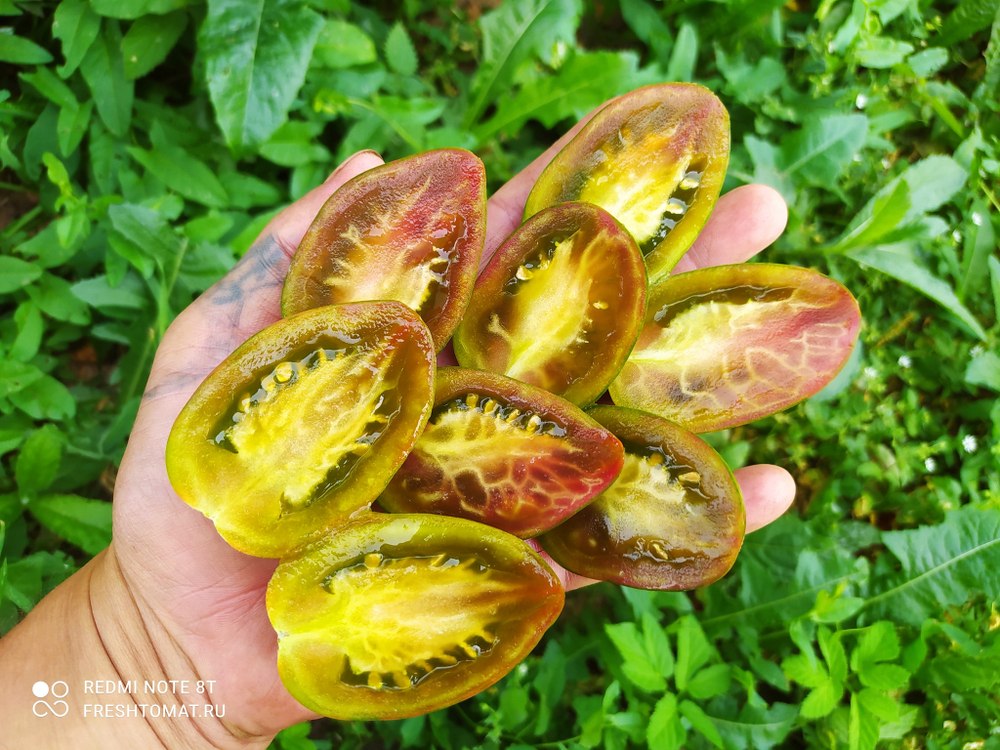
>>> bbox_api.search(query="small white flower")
[963,435,978,453]
[864,366,878,379]
[971,344,984,356]
[925,457,937,472]
[898,355,912,368]
[882,158,892,169]
[972,212,983,226]
[952,229,963,243]
[856,93,869,109]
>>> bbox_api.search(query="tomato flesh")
[166,302,435,558]
[268,513,564,720]
[282,149,486,350]
[380,367,624,538]
[539,406,744,590]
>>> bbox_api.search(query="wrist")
[0,545,276,750]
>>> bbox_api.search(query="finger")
[672,184,788,274]
[550,462,796,592]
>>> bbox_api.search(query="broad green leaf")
[966,351,1000,391]
[832,0,865,53]
[200,0,324,153]
[818,627,847,684]
[854,35,914,68]
[991,255,1000,321]
[863,506,1000,625]
[679,700,724,749]
[708,702,798,750]
[647,693,685,750]
[72,274,149,311]
[665,22,697,82]
[57,99,93,156]
[217,172,281,209]
[0,0,19,15]
[312,19,376,68]
[901,155,967,219]
[108,204,186,271]
[0,361,44,399]
[605,621,667,692]
[879,707,919,741]
[620,0,671,63]
[52,0,101,78]
[799,679,842,719]
[19,67,77,109]
[384,21,417,76]
[28,495,112,555]
[675,616,712,692]
[745,135,795,202]
[399,715,425,748]
[960,198,995,300]
[10,302,43,362]
[80,20,133,137]
[533,641,566,736]
[687,664,731,699]
[927,652,1000,690]
[857,662,910,691]
[715,47,786,105]
[499,683,529,731]
[847,247,987,340]
[464,0,581,127]
[850,621,899,669]
[782,653,828,688]
[811,589,866,623]
[857,688,899,722]
[26,273,90,324]
[908,47,949,77]
[9,375,75,420]
[849,693,879,750]
[15,424,62,497]
[122,10,187,80]
[937,0,999,46]
[0,256,43,293]
[258,121,329,167]
[779,113,868,184]
[91,0,195,19]
[828,179,911,252]
[475,51,652,141]
[127,145,228,207]
[642,612,674,681]
[0,30,54,64]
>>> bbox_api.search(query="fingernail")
[324,149,383,184]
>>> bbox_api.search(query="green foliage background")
[1,0,999,748]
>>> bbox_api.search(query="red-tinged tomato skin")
[539,406,744,591]
[609,264,862,432]
[453,202,646,406]
[165,302,435,558]
[380,367,625,538]
[282,149,486,351]
[267,513,564,720]
[524,83,729,282]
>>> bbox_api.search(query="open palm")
[111,106,794,746]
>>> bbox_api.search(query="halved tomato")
[609,264,861,432]
[539,406,744,591]
[165,302,435,558]
[268,513,564,720]
[380,367,624,538]
[282,149,486,351]
[524,83,729,282]
[453,202,646,406]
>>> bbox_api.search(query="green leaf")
[533,641,566,736]
[10,302,43,362]
[675,616,713,692]
[991,255,1000,322]
[849,694,879,750]
[312,19,376,68]
[779,113,869,184]
[80,19,134,137]
[52,0,101,78]
[0,361,44,399]
[201,0,324,153]
[620,0,671,63]
[385,21,417,76]
[900,155,967,220]
[605,621,667,692]
[0,30,54,64]
[854,35,914,68]
[857,688,899,722]
[828,179,911,252]
[258,121,329,167]
[812,589,866,623]
[475,50,651,141]
[647,692,686,750]
[715,48,786,105]
[72,274,149,311]
[799,679,842,719]
[665,22,697,82]
[108,204,186,271]
[960,198,995,300]
[687,664,731,700]
[127,145,228,207]
[679,700,724,749]
[782,653,829,688]
[9,375,75,420]
[28,495,112,555]
[857,662,910,691]
[26,273,90,325]
[15,424,62,497]
[707,702,798,750]
[966,351,1000,391]
[908,47,949,77]
[19,66,78,109]
[0,256,43,293]
[464,0,581,128]
[57,99,93,156]
[400,715,425,748]
[217,172,281,209]
[927,652,1000,690]
[122,10,187,80]
[863,507,1000,625]
[850,621,900,669]
[937,0,999,46]
[819,627,848,685]
[642,611,675,680]
[91,0,195,19]
[847,247,987,340]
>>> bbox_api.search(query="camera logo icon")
[32,681,69,717]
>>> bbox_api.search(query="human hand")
[10,101,795,749]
